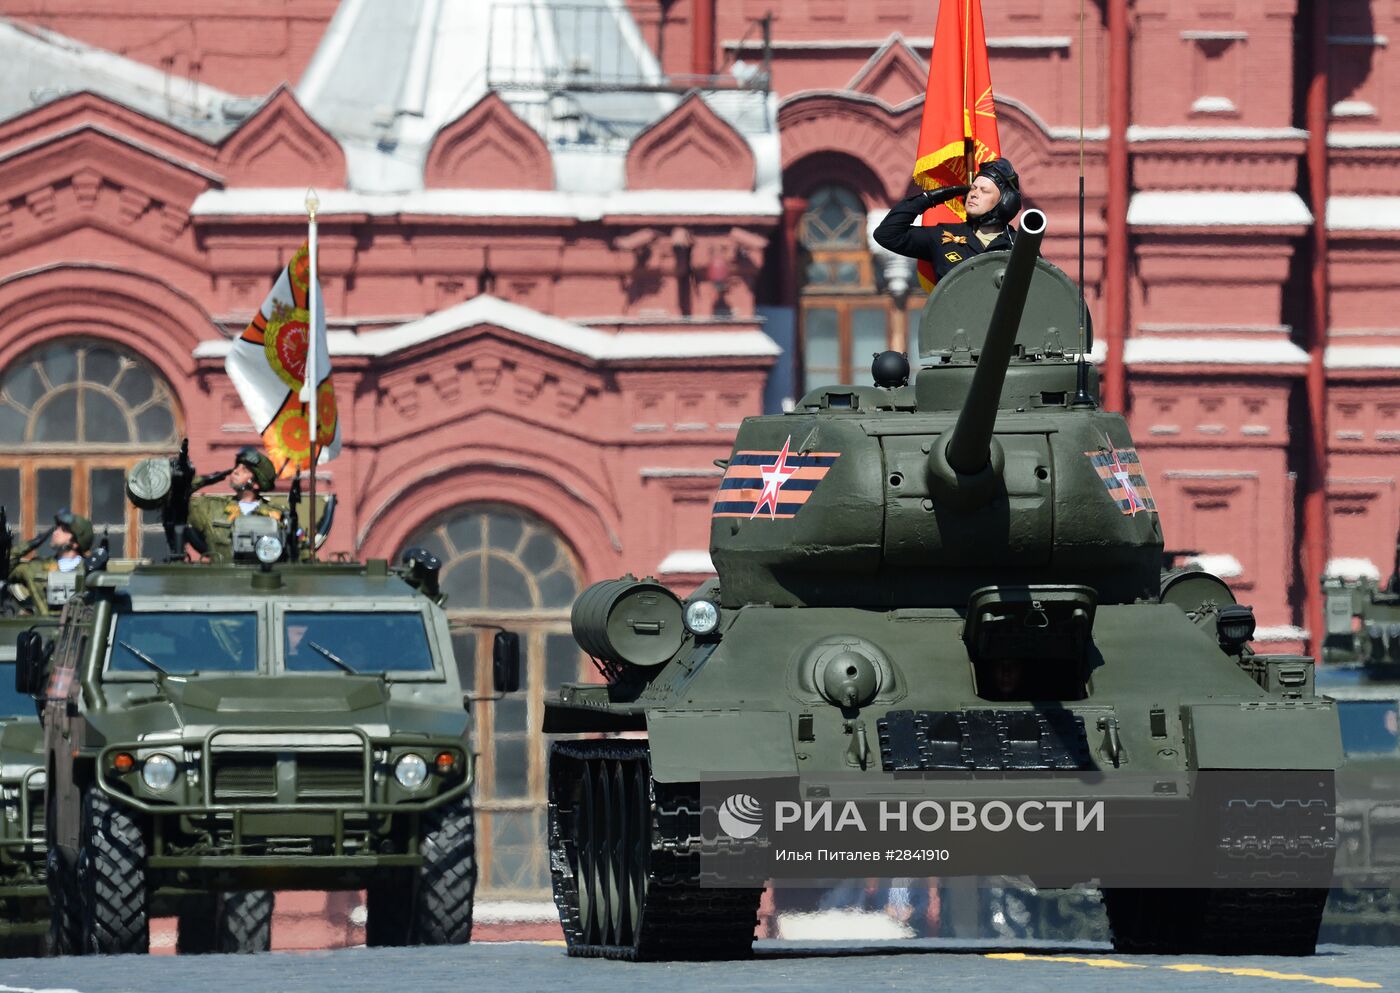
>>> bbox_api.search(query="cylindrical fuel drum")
[570,577,683,668]
[125,457,173,510]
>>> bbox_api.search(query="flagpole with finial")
[304,187,320,560]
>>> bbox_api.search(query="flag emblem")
[712,436,840,520]
[227,242,341,477]
[1085,437,1157,516]
[912,0,1002,292]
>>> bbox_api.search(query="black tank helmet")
[970,157,1022,229]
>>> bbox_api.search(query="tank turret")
[710,209,1162,609]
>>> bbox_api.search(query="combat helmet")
[55,509,93,553]
[235,447,277,492]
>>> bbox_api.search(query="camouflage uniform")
[187,495,283,564]
[5,511,92,615]
[5,557,85,616]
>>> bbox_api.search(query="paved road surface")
[2,941,1393,993]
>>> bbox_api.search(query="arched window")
[0,340,181,557]
[798,183,925,392]
[402,504,583,898]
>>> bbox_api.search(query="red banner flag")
[912,0,1002,290]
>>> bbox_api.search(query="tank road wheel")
[1103,888,1329,956]
[177,892,274,954]
[365,796,476,946]
[76,787,148,955]
[548,740,763,961]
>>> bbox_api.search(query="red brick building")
[1,0,1397,910]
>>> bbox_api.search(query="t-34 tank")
[541,210,1343,960]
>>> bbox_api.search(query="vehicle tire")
[46,844,82,956]
[76,787,148,955]
[216,891,274,953]
[176,891,273,954]
[365,796,476,946]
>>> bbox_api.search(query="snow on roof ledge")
[188,188,782,220]
[658,550,715,574]
[1325,345,1400,369]
[192,296,780,363]
[1127,126,1307,142]
[1185,553,1243,578]
[1328,197,1400,230]
[1124,337,1309,365]
[1327,557,1381,580]
[1128,191,1312,227]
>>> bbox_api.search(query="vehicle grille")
[211,751,366,805]
[1371,815,1400,865]
[295,753,364,802]
[27,786,44,839]
[212,754,279,803]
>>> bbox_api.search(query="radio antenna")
[1072,0,1095,407]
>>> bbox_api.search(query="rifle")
[287,475,302,562]
[3,508,54,566]
[164,439,211,561]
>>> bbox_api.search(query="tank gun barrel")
[943,209,1047,475]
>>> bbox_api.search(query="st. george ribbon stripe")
[726,453,840,467]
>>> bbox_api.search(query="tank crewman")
[5,510,92,615]
[187,447,283,562]
[872,157,1025,282]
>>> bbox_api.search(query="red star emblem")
[1103,435,1146,516]
[751,435,799,519]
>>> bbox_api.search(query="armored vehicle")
[22,534,516,954]
[1313,560,1400,941]
[541,210,1342,960]
[0,616,48,957]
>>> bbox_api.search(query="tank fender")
[1182,701,1342,770]
[646,710,797,783]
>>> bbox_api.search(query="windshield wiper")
[306,640,358,674]
[118,640,169,675]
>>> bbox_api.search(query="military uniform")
[4,510,93,615]
[188,495,283,563]
[872,192,1020,282]
[6,555,84,616]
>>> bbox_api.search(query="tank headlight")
[141,753,178,792]
[683,599,720,636]
[395,753,428,790]
[255,534,284,565]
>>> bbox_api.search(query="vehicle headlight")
[29,771,47,790]
[141,753,178,792]
[395,753,428,790]
[255,534,284,565]
[683,598,720,636]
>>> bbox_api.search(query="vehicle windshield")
[108,612,259,675]
[1339,699,1400,756]
[0,663,31,716]
[283,611,435,674]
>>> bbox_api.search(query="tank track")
[548,740,763,961]
[1103,887,1330,956]
[1104,785,1336,955]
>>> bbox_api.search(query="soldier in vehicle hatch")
[186,446,283,562]
[872,157,1027,282]
[5,509,92,614]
